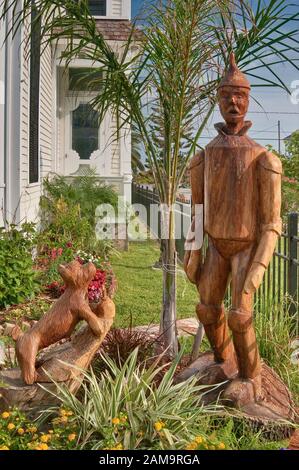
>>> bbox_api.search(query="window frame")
[64,68,102,163]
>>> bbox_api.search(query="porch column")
[120,124,132,205]
[0,21,5,226]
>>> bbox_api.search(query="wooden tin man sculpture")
[184,53,282,406]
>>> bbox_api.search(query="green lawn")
[110,241,198,328]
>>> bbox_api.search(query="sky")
[131,0,299,153]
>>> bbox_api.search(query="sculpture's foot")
[200,359,238,385]
[22,368,38,386]
[222,375,263,407]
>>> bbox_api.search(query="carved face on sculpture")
[218,86,250,125]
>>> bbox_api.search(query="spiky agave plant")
[40,348,226,450]
[2,0,299,357]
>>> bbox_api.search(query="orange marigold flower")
[27,426,37,433]
[39,443,49,450]
[154,422,165,432]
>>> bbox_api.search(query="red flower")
[46,266,113,302]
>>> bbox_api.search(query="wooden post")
[288,212,298,317]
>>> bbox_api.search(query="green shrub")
[40,171,118,228]
[0,224,40,308]
[38,171,119,256]
[39,244,75,286]
[255,297,299,397]
[38,200,93,252]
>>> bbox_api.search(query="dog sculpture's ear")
[83,262,96,284]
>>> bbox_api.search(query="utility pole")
[278,120,281,154]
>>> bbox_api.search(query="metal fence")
[132,184,299,315]
[255,212,299,315]
[132,184,191,257]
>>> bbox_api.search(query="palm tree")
[2,0,299,357]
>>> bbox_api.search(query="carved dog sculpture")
[13,259,105,385]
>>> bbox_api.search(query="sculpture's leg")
[225,244,263,405]
[196,241,237,383]
[16,336,39,385]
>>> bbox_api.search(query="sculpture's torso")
[204,127,264,242]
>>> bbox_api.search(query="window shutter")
[29,2,41,184]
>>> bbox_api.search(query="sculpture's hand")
[88,316,104,337]
[184,217,202,284]
[184,249,202,285]
[79,304,103,337]
[244,263,266,294]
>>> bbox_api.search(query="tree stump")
[175,352,298,430]
[288,429,299,450]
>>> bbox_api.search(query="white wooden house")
[0,0,136,227]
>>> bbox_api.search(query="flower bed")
[0,408,79,450]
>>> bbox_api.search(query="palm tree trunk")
[159,206,178,358]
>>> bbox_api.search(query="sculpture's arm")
[78,303,104,337]
[183,150,204,285]
[244,151,282,294]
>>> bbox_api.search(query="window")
[88,0,106,16]
[29,1,41,184]
[69,67,103,92]
[74,1,106,17]
[72,103,99,160]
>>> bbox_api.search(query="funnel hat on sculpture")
[218,52,251,90]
